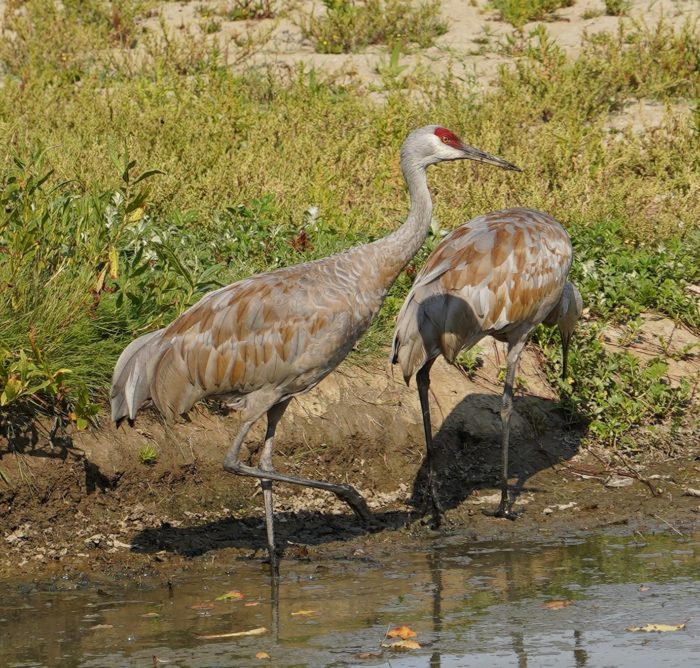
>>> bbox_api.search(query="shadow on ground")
[131,509,412,559]
[131,392,585,559]
[409,392,586,515]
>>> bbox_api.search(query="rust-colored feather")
[392,208,573,381]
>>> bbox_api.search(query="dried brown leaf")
[191,602,215,610]
[542,599,573,610]
[255,651,271,660]
[89,624,114,630]
[291,609,318,617]
[353,651,384,659]
[195,626,268,640]
[382,639,421,650]
[626,622,687,633]
[215,590,244,601]
[387,625,417,639]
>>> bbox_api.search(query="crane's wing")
[147,263,352,420]
[392,208,573,381]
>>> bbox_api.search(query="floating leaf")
[244,602,261,607]
[191,602,215,610]
[387,625,417,639]
[542,599,573,610]
[291,609,318,617]
[196,626,268,640]
[255,651,271,660]
[216,590,244,601]
[89,624,114,630]
[353,651,384,659]
[626,622,687,633]
[382,639,421,650]
[141,612,160,618]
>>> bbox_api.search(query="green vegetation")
[195,0,275,22]
[300,0,447,54]
[491,0,574,29]
[604,0,631,17]
[0,1,698,450]
[138,443,158,465]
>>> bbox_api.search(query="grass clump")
[301,0,447,54]
[604,0,631,16]
[491,0,574,29]
[195,0,275,22]
[138,443,158,465]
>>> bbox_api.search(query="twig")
[651,514,683,537]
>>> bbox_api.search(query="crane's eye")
[442,135,450,143]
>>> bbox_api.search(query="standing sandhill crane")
[110,126,520,573]
[391,207,582,525]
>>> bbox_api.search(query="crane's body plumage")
[113,240,402,425]
[392,208,572,380]
[110,125,521,572]
[392,207,581,523]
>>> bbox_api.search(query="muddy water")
[2,530,699,667]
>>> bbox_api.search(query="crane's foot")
[419,489,444,530]
[482,506,520,521]
[334,485,375,525]
[481,489,520,520]
[481,497,520,520]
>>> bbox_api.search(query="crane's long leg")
[258,399,291,576]
[222,414,373,524]
[416,359,441,527]
[485,338,527,520]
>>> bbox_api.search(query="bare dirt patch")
[137,0,700,89]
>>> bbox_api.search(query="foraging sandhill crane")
[111,125,520,572]
[391,207,582,525]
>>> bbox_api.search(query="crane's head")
[402,125,521,172]
[548,282,583,380]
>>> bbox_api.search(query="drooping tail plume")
[110,329,163,426]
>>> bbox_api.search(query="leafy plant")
[491,0,574,29]
[138,443,158,465]
[535,322,692,448]
[301,0,447,54]
[605,0,631,16]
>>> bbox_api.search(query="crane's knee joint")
[223,458,244,475]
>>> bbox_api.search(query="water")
[1,531,699,667]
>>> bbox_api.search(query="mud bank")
[2,318,699,582]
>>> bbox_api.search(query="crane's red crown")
[434,127,462,148]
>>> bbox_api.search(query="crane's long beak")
[460,143,521,171]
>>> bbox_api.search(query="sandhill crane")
[111,125,520,573]
[391,207,582,525]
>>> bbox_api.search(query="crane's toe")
[481,505,520,521]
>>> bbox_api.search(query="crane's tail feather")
[111,329,163,426]
[391,295,434,384]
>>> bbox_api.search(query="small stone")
[604,475,633,488]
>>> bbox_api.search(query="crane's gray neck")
[376,159,433,279]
